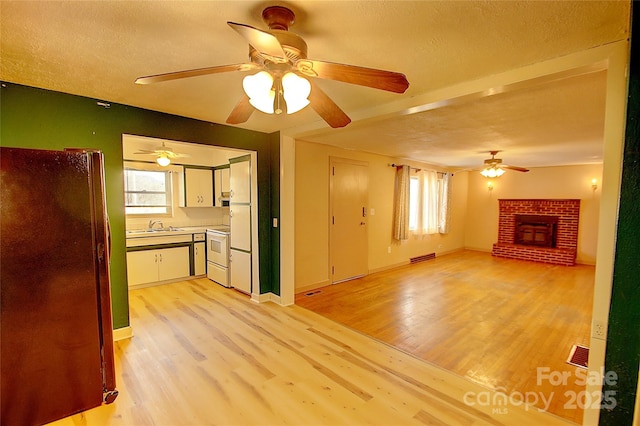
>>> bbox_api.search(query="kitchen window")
[124,167,173,215]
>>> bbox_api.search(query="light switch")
[370,208,376,216]
[273,218,278,228]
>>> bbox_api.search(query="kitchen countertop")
[125,225,228,238]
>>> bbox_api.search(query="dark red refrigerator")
[1,147,118,425]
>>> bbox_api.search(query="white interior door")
[330,158,369,283]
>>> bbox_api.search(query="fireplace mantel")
[492,199,580,266]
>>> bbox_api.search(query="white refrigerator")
[229,155,252,294]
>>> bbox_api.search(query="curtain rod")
[388,163,449,176]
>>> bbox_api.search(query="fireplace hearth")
[492,199,580,266]
[515,214,558,248]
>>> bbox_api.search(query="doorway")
[329,157,369,283]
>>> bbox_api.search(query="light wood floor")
[50,275,572,426]
[296,250,595,424]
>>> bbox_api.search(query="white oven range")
[206,228,230,287]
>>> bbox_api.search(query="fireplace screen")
[514,214,558,248]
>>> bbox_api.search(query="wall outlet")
[387,246,391,254]
[593,319,607,339]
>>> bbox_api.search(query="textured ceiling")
[0,1,630,168]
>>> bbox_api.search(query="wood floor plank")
[296,250,594,423]
[48,273,574,426]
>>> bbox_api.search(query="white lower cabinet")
[230,248,251,294]
[194,241,206,276]
[127,246,190,286]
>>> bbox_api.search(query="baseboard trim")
[113,326,133,341]
[295,280,331,294]
[252,292,287,305]
[369,249,467,275]
[462,246,492,253]
[368,261,409,275]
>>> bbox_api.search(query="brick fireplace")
[492,199,580,266]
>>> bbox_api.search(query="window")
[408,170,448,235]
[409,176,420,230]
[124,167,172,215]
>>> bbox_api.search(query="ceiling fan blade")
[503,165,530,172]
[227,22,288,63]
[308,81,351,128]
[133,150,156,154]
[166,152,190,159]
[296,59,409,93]
[135,63,258,84]
[226,94,254,125]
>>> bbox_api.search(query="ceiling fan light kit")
[134,5,409,128]
[156,154,171,167]
[281,72,311,113]
[242,70,311,115]
[243,71,276,113]
[480,166,505,178]
[133,141,189,167]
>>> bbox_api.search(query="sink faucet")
[148,219,164,230]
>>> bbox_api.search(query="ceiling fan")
[478,151,529,177]
[134,142,189,166]
[134,6,409,128]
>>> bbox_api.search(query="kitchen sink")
[126,227,183,234]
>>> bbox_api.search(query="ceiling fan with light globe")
[478,151,529,177]
[133,141,189,166]
[134,6,409,128]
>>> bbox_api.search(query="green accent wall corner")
[0,82,280,329]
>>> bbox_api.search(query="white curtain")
[413,170,439,235]
[438,173,451,234]
[393,165,410,240]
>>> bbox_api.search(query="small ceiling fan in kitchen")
[134,5,409,128]
[476,151,529,177]
[134,141,189,166]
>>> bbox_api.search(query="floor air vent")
[410,253,436,264]
[305,290,323,297]
[567,344,589,369]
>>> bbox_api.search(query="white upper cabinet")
[214,167,230,207]
[180,167,213,207]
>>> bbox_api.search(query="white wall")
[294,139,467,292]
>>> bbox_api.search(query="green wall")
[0,82,280,329]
